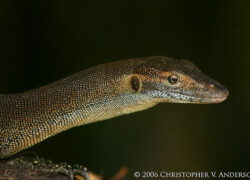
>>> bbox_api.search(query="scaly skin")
[0,56,229,159]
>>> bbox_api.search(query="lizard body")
[0,56,229,159]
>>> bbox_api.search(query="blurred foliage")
[0,0,249,178]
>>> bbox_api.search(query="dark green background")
[0,0,249,179]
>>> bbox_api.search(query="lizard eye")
[168,75,179,85]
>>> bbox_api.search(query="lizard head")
[130,56,229,104]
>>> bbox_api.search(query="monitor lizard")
[0,56,229,159]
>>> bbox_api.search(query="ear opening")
[130,76,140,92]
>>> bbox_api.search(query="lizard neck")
[0,60,156,158]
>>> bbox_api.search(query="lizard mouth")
[158,89,229,104]
[202,88,229,103]
[173,89,229,104]
[206,94,229,103]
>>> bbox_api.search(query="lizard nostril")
[223,89,229,97]
[213,86,229,99]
